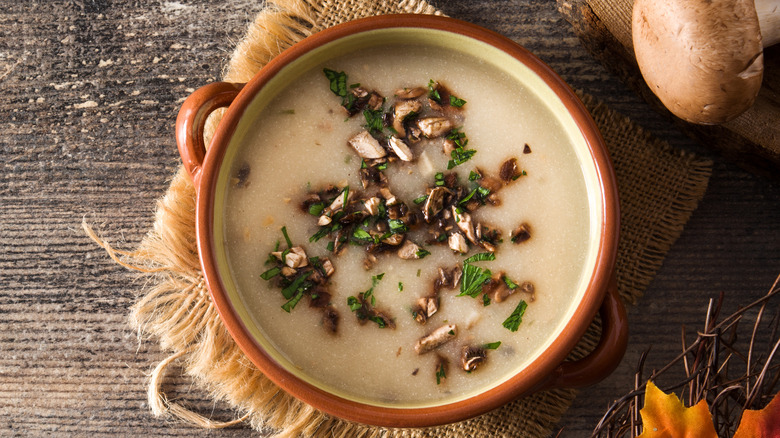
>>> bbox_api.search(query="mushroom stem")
[756,0,780,47]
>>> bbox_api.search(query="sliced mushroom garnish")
[397,239,423,260]
[379,187,399,206]
[272,246,309,268]
[363,196,382,216]
[448,232,468,253]
[348,130,387,159]
[317,215,332,226]
[452,206,477,244]
[392,99,422,136]
[321,258,335,277]
[511,223,532,244]
[382,233,405,246]
[442,138,456,156]
[417,117,453,138]
[323,188,352,215]
[422,187,448,222]
[499,158,520,182]
[461,345,487,372]
[394,86,426,99]
[415,324,458,354]
[281,266,297,277]
[387,136,414,161]
[487,278,514,303]
[413,296,439,324]
[519,281,536,302]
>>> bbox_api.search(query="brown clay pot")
[175,14,627,428]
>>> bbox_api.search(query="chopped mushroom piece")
[363,196,382,216]
[394,86,427,99]
[499,158,520,182]
[415,324,458,354]
[381,233,405,246]
[397,239,423,260]
[417,117,453,138]
[323,188,352,215]
[387,136,414,161]
[519,281,536,302]
[320,259,335,277]
[448,232,468,253]
[511,223,532,244]
[452,206,477,244]
[272,246,309,268]
[322,308,339,334]
[413,296,439,324]
[379,187,399,206]
[317,215,332,226]
[461,345,487,372]
[348,130,387,159]
[422,187,448,222]
[393,100,422,136]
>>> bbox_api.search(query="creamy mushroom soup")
[222,44,592,406]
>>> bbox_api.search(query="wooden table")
[2,1,778,435]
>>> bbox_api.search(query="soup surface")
[222,43,591,406]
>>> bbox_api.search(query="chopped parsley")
[482,294,491,306]
[434,172,445,186]
[448,147,477,169]
[260,266,281,280]
[468,170,481,181]
[388,219,408,234]
[308,202,324,216]
[323,68,355,110]
[363,109,385,138]
[483,341,502,350]
[464,252,496,264]
[427,79,441,102]
[281,291,305,313]
[459,263,493,298]
[449,95,467,107]
[503,275,519,290]
[416,248,431,259]
[398,282,404,292]
[281,226,293,248]
[280,271,312,300]
[413,194,428,205]
[435,362,446,385]
[502,300,528,332]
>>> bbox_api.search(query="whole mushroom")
[632,0,780,124]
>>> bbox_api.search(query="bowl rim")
[194,13,619,428]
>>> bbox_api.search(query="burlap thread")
[85,0,713,436]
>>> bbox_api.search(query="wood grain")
[1,1,778,436]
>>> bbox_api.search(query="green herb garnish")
[308,202,324,216]
[435,362,446,385]
[413,195,428,205]
[502,300,528,332]
[428,79,441,102]
[459,264,493,298]
[363,109,384,137]
[281,291,305,313]
[449,95,466,107]
[281,226,293,248]
[398,282,404,292]
[483,341,502,350]
[416,248,431,259]
[464,252,496,264]
[447,147,477,169]
[280,271,312,300]
[503,276,519,290]
[468,170,481,181]
[388,219,408,234]
[260,266,281,280]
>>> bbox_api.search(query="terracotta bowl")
[175,14,627,428]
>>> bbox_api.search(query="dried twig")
[592,273,780,437]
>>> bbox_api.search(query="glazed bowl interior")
[202,17,614,423]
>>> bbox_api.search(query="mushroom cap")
[632,0,764,124]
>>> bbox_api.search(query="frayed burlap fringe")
[85,0,714,436]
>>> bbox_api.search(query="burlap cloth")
[92,0,713,436]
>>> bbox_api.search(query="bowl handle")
[175,82,244,185]
[545,274,628,389]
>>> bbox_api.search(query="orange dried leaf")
[734,391,780,438]
[638,381,717,438]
